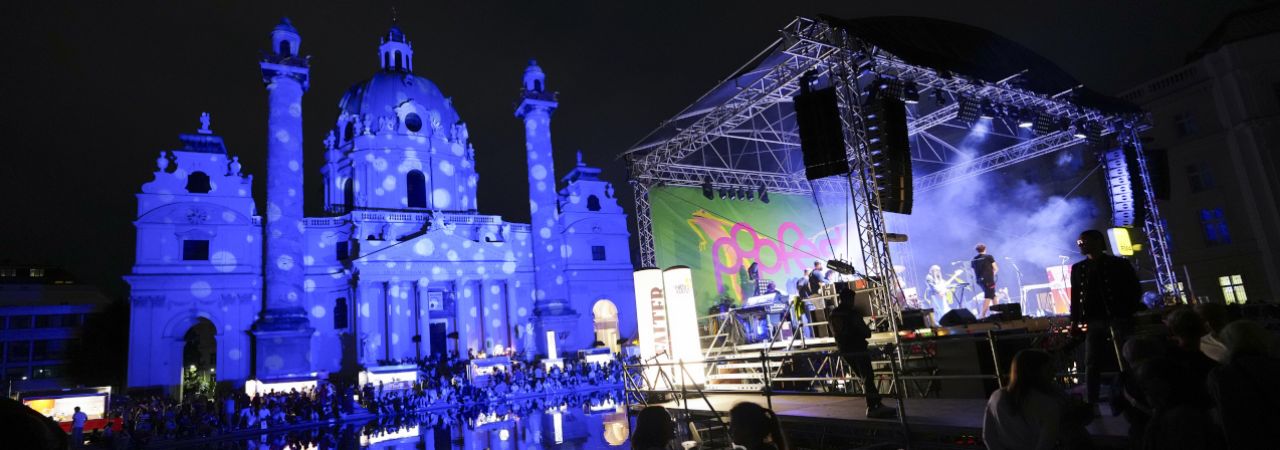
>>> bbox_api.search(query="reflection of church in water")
[124,18,636,390]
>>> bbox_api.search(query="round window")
[404,113,423,132]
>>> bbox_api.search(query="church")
[124,18,636,392]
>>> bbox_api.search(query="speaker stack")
[794,84,914,215]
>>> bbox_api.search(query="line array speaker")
[795,87,849,181]
[863,96,913,214]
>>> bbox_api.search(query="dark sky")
[0,0,1254,298]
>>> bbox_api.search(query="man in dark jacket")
[829,284,896,419]
[1070,229,1143,404]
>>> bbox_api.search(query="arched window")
[343,178,354,211]
[334,298,348,330]
[383,52,390,70]
[278,40,291,57]
[344,121,355,141]
[186,171,211,194]
[534,80,543,92]
[407,170,426,208]
[587,195,601,211]
[395,51,403,70]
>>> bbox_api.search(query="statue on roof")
[198,112,212,134]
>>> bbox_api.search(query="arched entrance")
[181,318,216,397]
[592,300,620,353]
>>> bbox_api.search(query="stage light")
[746,189,754,201]
[701,177,714,200]
[1017,109,1034,129]
[718,188,728,200]
[902,81,919,104]
[979,100,996,119]
[1070,119,1088,139]
[757,185,770,204]
[933,89,948,106]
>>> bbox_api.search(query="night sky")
[0,0,1252,299]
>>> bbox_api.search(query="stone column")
[253,21,314,379]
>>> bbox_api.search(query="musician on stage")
[1070,229,1143,404]
[924,265,947,312]
[971,244,999,317]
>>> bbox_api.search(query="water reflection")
[180,389,628,450]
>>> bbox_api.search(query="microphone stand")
[1007,259,1025,314]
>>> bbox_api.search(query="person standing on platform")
[828,283,897,419]
[971,244,999,317]
[71,405,87,447]
[1069,229,1143,405]
[807,261,827,295]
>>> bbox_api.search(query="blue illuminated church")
[125,19,635,391]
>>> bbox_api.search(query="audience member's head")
[730,402,787,450]
[1193,303,1231,336]
[1134,357,1182,409]
[1007,349,1056,414]
[1165,308,1207,349]
[1220,320,1273,362]
[1122,336,1166,367]
[632,406,674,450]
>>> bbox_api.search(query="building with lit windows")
[0,264,111,393]
[1119,3,1280,304]
[125,19,635,392]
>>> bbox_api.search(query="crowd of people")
[74,354,630,449]
[983,304,1280,450]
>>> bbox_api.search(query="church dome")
[337,71,461,134]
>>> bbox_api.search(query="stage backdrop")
[650,185,858,313]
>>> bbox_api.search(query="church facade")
[124,19,635,391]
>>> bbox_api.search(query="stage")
[646,393,1130,449]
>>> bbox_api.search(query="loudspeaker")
[1147,148,1170,200]
[901,308,932,329]
[938,308,978,327]
[863,96,913,214]
[989,303,1022,322]
[795,87,849,180]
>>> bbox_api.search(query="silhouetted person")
[1194,303,1231,362]
[828,284,896,418]
[1069,229,1142,403]
[1207,320,1280,450]
[1112,337,1165,445]
[1135,357,1223,450]
[1163,308,1217,408]
[729,402,788,450]
[631,406,675,450]
[983,349,1089,450]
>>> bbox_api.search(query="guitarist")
[1070,229,1143,405]
[924,265,963,312]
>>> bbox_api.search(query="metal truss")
[913,131,1084,194]
[1127,128,1180,299]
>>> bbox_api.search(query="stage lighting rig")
[757,185,770,204]
[933,89,948,106]
[1017,109,1035,129]
[701,177,714,200]
[979,99,997,119]
[902,81,920,104]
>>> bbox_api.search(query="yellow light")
[1107,228,1134,256]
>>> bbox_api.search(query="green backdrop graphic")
[650,186,854,313]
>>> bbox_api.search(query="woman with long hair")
[982,349,1079,450]
[729,402,788,450]
[632,406,675,450]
